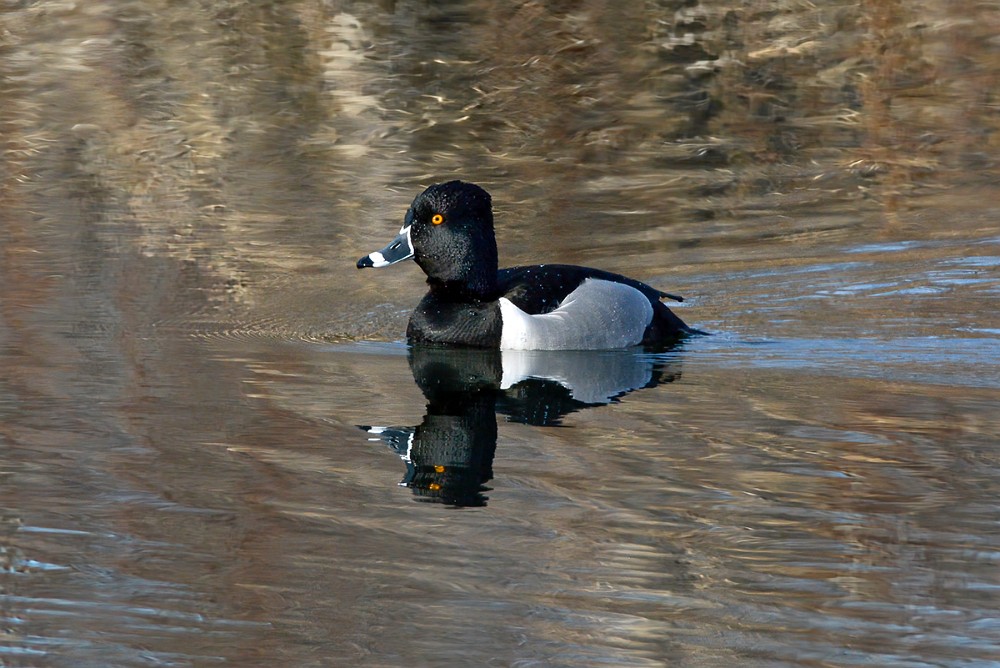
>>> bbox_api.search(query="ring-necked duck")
[357,180,702,349]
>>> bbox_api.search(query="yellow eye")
[431,213,444,225]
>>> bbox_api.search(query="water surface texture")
[2,1,1000,666]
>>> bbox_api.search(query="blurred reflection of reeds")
[1,0,997,335]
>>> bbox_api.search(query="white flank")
[499,349,655,403]
[499,278,653,350]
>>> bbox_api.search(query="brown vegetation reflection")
[3,1,998,339]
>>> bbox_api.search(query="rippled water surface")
[3,1,1000,666]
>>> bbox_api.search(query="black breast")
[407,293,503,347]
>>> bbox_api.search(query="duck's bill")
[356,226,413,268]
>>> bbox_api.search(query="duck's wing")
[496,264,682,315]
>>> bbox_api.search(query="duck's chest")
[407,293,503,347]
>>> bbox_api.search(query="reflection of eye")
[431,213,444,225]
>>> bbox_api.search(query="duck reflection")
[361,346,682,507]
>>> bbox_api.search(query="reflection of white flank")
[405,433,414,463]
[499,279,653,350]
[500,349,655,404]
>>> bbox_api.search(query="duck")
[356,180,702,349]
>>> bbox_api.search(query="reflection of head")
[396,347,502,507]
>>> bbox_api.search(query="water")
[3,1,1000,666]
